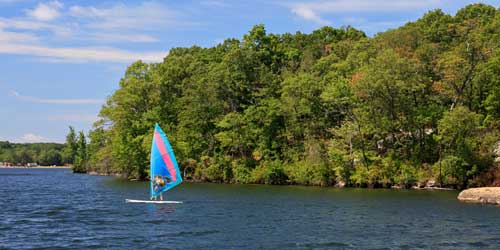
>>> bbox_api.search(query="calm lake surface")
[0,168,499,250]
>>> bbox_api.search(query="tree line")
[76,4,499,188]
[0,141,63,166]
[0,126,88,171]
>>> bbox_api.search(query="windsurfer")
[153,175,165,193]
[152,175,174,200]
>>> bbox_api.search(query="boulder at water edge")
[457,187,500,205]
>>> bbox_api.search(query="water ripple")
[1,168,499,250]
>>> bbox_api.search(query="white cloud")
[290,0,441,24]
[0,42,166,63]
[292,4,330,25]
[11,91,104,105]
[0,18,73,38]
[69,5,104,19]
[0,28,38,43]
[20,133,45,142]
[0,2,192,63]
[69,2,179,30]
[26,1,63,21]
[0,2,178,62]
[87,33,158,43]
[28,57,91,64]
[0,17,155,43]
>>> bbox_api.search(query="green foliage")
[251,160,287,184]
[434,155,468,186]
[0,141,64,166]
[85,4,500,188]
[38,149,62,166]
[72,131,88,173]
[87,126,113,174]
[437,106,480,162]
[62,126,77,164]
[232,164,253,184]
[397,162,418,187]
[350,165,369,187]
[285,161,333,186]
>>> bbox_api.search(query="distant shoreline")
[0,166,71,169]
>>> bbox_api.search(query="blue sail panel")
[150,124,182,199]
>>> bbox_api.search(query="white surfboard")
[126,199,183,204]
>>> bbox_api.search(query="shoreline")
[104,176,461,191]
[0,166,71,169]
[0,167,465,191]
[85,171,459,191]
[87,171,123,177]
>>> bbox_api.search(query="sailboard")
[125,199,182,204]
[126,123,183,204]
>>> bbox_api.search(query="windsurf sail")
[150,123,182,199]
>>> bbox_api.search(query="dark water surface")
[0,168,499,250]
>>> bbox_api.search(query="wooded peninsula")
[3,4,499,189]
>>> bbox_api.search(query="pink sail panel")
[154,130,177,182]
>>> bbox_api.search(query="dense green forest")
[0,141,64,166]
[81,4,499,188]
[0,126,87,170]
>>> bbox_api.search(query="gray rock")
[457,187,500,205]
[426,179,436,187]
[335,180,346,188]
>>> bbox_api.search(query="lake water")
[0,168,499,250]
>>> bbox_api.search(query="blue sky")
[0,0,498,143]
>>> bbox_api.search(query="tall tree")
[73,131,88,173]
[62,126,77,165]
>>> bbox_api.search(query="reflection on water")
[144,202,178,215]
[0,168,499,250]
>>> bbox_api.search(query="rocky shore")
[87,171,123,177]
[457,187,500,205]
